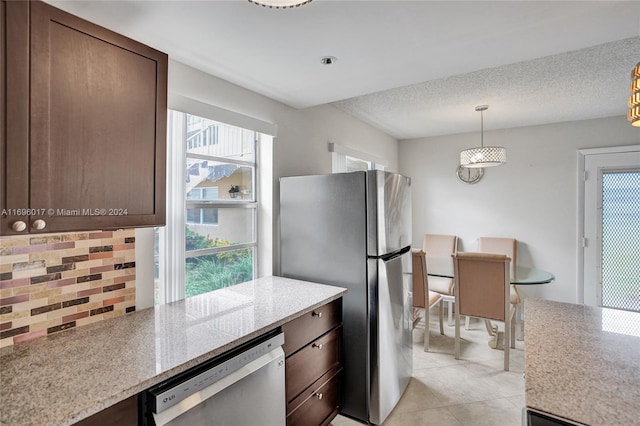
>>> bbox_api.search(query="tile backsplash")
[0,229,136,348]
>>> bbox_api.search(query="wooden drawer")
[287,367,341,426]
[282,298,342,356]
[286,326,341,405]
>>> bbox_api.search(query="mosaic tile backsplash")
[0,229,136,348]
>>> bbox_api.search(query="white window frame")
[329,142,388,173]
[154,95,276,304]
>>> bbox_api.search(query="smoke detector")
[320,56,337,65]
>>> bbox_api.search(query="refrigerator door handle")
[376,246,411,262]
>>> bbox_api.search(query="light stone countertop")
[0,276,347,426]
[524,299,640,425]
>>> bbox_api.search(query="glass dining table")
[426,257,555,285]
[426,256,555,347]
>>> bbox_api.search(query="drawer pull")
[312,343,324,350]
[312,311,323,318]
[314,392,323,400]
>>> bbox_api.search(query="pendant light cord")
[475,105,488,149]
[480,109,484,148]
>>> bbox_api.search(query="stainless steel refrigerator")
[279,170,413,425]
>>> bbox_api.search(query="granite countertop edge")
[81,292,346,423]
[106,293,345,406]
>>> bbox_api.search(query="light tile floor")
[331,310,525,426]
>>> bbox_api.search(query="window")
[346,155,373,172]
[186,207,218,225]
[155,111,258,303]
[187,187,219,200]
[329,142,387,173]
[186,187,220,225]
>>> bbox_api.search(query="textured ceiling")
[47,0,640,139]
[333,37,640,139]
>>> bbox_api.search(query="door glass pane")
[186,158,254,202]
[601,171,640,312]
[185,248,255,298]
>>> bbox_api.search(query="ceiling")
[48,0,640,139]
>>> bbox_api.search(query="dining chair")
[478,237,520,348]
[422,234,458,324]
[453,252,511,371]
[411,249,444,351]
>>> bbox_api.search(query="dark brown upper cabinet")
[1,0,167,235]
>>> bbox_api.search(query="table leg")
[512,285,523,341]
[485,319,499,348]
[516,303,523,341]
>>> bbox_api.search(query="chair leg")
[510,305,517,349]
[465,315,471,330]
[504,317,510,371]
[447,300,454,326]
[454,305,461,359]
[439,301,444,335]
[424,306,430,352]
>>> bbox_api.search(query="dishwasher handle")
[152,346,285,426]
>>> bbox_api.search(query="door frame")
[577,144,640,305]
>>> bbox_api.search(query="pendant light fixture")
[460,105,506,168]
[628,62,640,127]
[248,0,312,8]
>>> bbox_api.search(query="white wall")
[161,60,398,276]
[399,115,639,304]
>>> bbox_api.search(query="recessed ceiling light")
[321,56,338,65]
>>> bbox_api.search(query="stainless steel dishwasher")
[142,331,286,426]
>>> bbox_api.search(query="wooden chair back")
[453,252,510,322]
[478,237,517,276]
[411,249,428,308]
[423,234,458,258]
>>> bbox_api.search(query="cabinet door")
[2,0,167,235]
[1,0,30,235]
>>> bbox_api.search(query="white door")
[581,146,640,311]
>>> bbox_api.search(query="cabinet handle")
[312,343,323,350]
[31,219,46,230]
[12,221,27,232]
[312,311,323,318]
[314,392,323,400]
